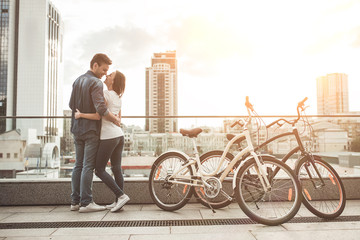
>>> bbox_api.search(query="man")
[69,53,120,213]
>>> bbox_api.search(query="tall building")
[0,0,64,142]
[145,51,178,133]
[316,73,349,115]
[0,0,12,133]
[0,0,63,177]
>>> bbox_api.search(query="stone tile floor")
[0,200,359,240]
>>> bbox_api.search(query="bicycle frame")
[165,123,272,192]
[256,130,303,162]
[256,126,325,186]
[245,99,326,186]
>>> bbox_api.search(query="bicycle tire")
[295,155,346,219]
[194,150,235,209]
[149,152,194,211]
[235,156,302,226]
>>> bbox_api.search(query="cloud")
[351,26,360,48]
[75,26,156,68]
[304,33,343,55]
[61,25,160,86]
[62,60,84,84]
[166,16,254,76]
[64,14,254,81]
[304,25,360,56]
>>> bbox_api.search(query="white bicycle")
[149,104,302,226]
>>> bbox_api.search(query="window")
[0,153,2,158]
[7,153,10,158]
[14,153,18,158]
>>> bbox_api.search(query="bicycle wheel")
[235,156,302,226]
[149,152,194,211]
[295,155,346,219]
[194,150,236,209]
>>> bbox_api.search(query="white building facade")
[0,0,63,142]
[0,129,26,178]
[1,0,64,141]
[0,0,63,178]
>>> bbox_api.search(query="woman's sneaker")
[111,194,130,212]
[105,202,116,209]
[70,204,80,211]
[79,202,106,213]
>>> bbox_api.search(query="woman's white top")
[100,90,124,140]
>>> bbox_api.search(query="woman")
[75,70,129,212]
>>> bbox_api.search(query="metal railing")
[0,114,360,180]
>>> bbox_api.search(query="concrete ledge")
[0,178,151,206]
[0,177,360,206]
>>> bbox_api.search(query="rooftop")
[0,201,359,239]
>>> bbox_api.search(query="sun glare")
[54,0,360,117]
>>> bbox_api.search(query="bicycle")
[196,97,346,219]
[149,110,302,226]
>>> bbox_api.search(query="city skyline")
[46,0,360,119]
[2,0,360,180]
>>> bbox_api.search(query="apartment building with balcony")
[145,51,178,133]
[317,73,349,115]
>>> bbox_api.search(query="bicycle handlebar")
[245,96,254,111]
[298,97,308,109]
[244,96,308,128]
[265,97,308,128]
[238,96,308,129]
[229,96,254,128]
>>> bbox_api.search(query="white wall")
[316,130,348,152]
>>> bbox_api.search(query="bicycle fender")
[157,150,197,173]
[231,154,276,189]
[157,150,190,160]
[232,165,241,190]
[257,154,277,159]
[232,155,254,189]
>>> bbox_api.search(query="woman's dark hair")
[90,53,112,69]
[113,71,126,97]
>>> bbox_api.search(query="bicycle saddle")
[180,128,202,138]
[226,134,245,145]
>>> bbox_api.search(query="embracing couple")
[69,53,129,213]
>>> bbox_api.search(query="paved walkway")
[0,200,359,240]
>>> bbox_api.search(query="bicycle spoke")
[236,157,302,225]
[296,156,345,218]
[149,153,193,211]
[193,151,235,209]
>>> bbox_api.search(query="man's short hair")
[90,53,112,69]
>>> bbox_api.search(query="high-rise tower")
[0,0,14,133]
[145,51,178,133]
[317,73,349,115]
[0,0,64,142]
[0,0,63,177]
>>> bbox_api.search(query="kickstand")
[206,198,216,213]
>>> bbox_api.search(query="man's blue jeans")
[71,131,99,206]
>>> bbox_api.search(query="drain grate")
[1,216,359,229]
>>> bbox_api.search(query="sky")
[52,0,360,127]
